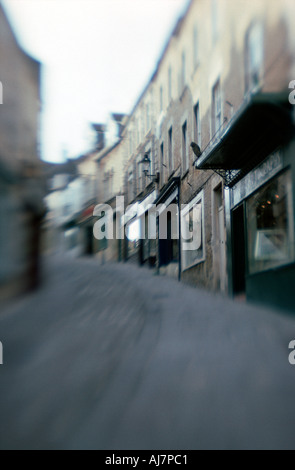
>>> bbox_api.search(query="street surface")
[0,255,295,450]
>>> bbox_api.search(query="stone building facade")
[97,0,295,311]
[0,5,43,300]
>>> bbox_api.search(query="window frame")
[182,120,189,174]
[246,169,294,275]
[181,190,206,271]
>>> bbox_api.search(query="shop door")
[232,204,246,296]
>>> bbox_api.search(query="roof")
[92,123,105,132]
[111,113,127,123]
[96,138,122,163]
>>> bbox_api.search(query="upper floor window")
[137,156,143,193]
[182,121,189,173]
[128,170,133,202]
[194,102,201,148]
[160,142,165,184]
[168,126,173,175]
[212,80,222,138]
[244,23,264,95]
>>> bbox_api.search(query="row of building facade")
[70,0,295,313]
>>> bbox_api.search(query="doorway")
[232,203,246,297]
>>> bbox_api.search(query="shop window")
[181,191,205,270]
[247,170,294,274]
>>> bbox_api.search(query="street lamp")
[139,154,159,183]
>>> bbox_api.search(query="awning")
[195,92,294,187]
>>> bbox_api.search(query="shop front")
[230,151,295,310]
[123,190,157,265]
[195,92,295,311]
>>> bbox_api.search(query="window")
[245,23,264,94]
[193,102,201,148]
[168,66,172,102]
[181,191,205,270]
[181,51,186,90]
[212,80,222,138]
[182,121,188,172]
[168,127,173,175]
[146,149,153,177]
[160,142,165,184]
[193,26,199,68]
[128,170,133,202]
[247,170,294,274]
[137,157,142,193]
[133,160,138,196]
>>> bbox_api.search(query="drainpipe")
[177,180,182,282]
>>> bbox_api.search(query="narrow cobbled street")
[0,256,295,450]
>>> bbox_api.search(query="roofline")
[123,0,193,129]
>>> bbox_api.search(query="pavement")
[0,255,295,450]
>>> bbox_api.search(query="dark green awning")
[195,92,293,187]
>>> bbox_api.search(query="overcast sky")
[2,0,190,162]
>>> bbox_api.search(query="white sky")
[2,0,190,162]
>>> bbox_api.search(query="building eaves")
[96,138,122,163]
